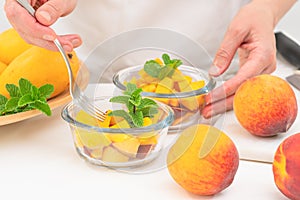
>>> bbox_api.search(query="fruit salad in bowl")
[62,83,174,168]
[113,54,216,132]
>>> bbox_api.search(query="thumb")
[35,0,77,26]
[209,29,244,77]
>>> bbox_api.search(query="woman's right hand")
[4,0,81,52]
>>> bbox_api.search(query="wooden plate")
[0,64,90,126]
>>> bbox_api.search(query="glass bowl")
[113,65,216,132]
[61,96,174,168]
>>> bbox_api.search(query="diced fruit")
[154,58,163,65]
[109,116,124,127]
[137,131,159,145]
[98,110,112,128]
[180,97,199,111]
[110,120,130,129]
[102,146,129,162]
[137,145,154,159]
[143,117,152,126]
[172,69,186,81]
[76,129,111,149]
[190,80,205,90]
[155,77,174,94]
[142,83,157,92]
[184,75,192,83]
[112,137,140,158]
[106,133,131,143]
[75,110,99,126]
[90,148,104,159]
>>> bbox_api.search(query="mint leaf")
[31,85,39,99]
[109,95,130,105]
[109,82,158,128]
[162,53,171,64]
[137,98,157,109]
[158,66,174,80]
[130,110,144,127]
[124,83,138,95]
[18,94,34,107]
[39,84,54,99]
[140,106,159,118]
[144,60,161,78]
[5,97,19,112]
[0,94,8,106]
[168,59,182,69]
[19,78,32,96]
[32,100,51,116]
[131,88,143,98]
[1,78,54,116]
[108,110,133,127]
[6,84,20,98]
[129,88,142,106]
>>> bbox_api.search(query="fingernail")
[43,34,56,41]
[39,11,51,22]
[63,45,72,52]
[71,39,81,47]
[209,65,220,76]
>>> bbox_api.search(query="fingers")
[4,0,80,51]
[202,94,234,119]
[35,0,77,26]
[209,25,247,77]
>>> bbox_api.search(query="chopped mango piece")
[138,132,159,145]
[110,120,130,129]
[142,83,157,92]
[76,129,111,149]
[155,58,163,65]
[190,80,205,90]
[155,77,174,94]
[102,146,129,162]
[106,133,131,143]
[184,75,193,83]
[180,96,199,111]
[75,110,99,126]
[172,69,186,81]
[169,98,179,107]
[177,79,191,92]
[98,110,112,128]
[143,117,153,126]
[112,137,140,158]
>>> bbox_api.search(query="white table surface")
[0,59,298,200]
[0,2,299,200]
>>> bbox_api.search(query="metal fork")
[16,0,106,122]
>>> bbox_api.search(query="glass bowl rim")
[113,65,216,98]
[61,98,174,134]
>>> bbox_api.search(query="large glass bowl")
[61,96,174,169]
[113,65,216,132]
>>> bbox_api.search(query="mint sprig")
[109,83,158,128]
[144,53,182,80]
[0,78,54,116]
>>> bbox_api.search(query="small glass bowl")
[113,65,216,132]
[61,96,174,168]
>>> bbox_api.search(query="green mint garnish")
[144,53,182,80]
[109,83,158,128]
[0,78,54,116]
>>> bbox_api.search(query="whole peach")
[167,124,239,195]
[233,74,297,137]
[273,133,300,200]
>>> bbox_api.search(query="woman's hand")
[201,0,296,118]
[4,0,81,52]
